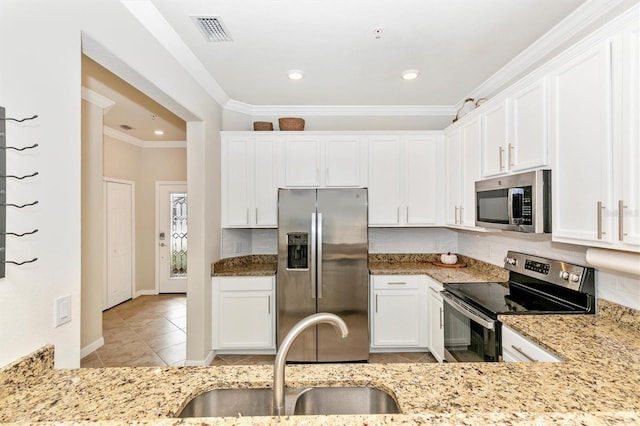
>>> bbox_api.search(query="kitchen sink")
[293,386,400,415]
[177,386,399,417]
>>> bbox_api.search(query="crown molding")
[104,126,186,148]
[224,99,457,117]
[81,87,115,111]
[463,0,628,106]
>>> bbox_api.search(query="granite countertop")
[2,301,639,424]
[212,253,509,284]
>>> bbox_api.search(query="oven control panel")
[503,251,595,295]
[524,259,550,275]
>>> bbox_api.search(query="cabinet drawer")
[502,325,562,362]
[371,275,420,290]
[218,276,274,292]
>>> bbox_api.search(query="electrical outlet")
[55,295,71,327]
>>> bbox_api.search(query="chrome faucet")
[272,313,349,416]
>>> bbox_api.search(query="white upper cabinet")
[283,135,322,187]
[618,24,640,250]
[282,134,367,188]
[481,100,509,176]
[222,134,277,228]
[510,78,548,172]
[552,17,640,252]
[481,78,548,178]
[552,40,614,246]
[446,117,481,228]
[369,134,442,226]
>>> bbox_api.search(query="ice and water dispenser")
[287,233,309,269]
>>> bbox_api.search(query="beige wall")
[104,136,187,293]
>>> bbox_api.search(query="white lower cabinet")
[501,325,561,363]
[426,279,445,362]
[212,276,276,353]
[370,275,428,349]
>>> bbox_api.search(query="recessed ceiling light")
[402,70,420,80]
[154,129,165,136]
[287,70,304,80]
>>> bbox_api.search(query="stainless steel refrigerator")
[277,188,369,362]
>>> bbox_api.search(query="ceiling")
[147,0,588,107]
[82,56,186,143]
[84,0,615,139]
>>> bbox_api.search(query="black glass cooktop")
[444,281,588,318]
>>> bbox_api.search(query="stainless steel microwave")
[475,170,551,233]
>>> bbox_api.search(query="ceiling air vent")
[193,16,232,42]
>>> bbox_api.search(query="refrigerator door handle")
[317,213,323,299]
[310,213,317,299]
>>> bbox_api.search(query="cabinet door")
[461,118,481,226]
[620,26,640,249]
[324,136,362,187]
[254,138,277,226]
[284,136,321,186]
[445,129,462,225]
[405,136,439,225]
[482,100,509,177]
[552,41,613,244]
[372,289,420,347]
[369,137,401,225]
[510,78,548,172]
[218,291,273,349]
[213,276,275,351]
[427,285,444,362]
[223,138,251,226]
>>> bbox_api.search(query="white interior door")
[105,180,134,309]
[157,182,188,293]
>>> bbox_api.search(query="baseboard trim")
[185,350,216,367]
[81,337,105,359]
[134,289,158,298]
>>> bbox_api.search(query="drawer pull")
[511,345,537,362]
[387,282,407,285]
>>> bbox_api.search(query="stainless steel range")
[441,251,595,362]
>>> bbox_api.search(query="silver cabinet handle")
[317,213,323,299]
[255,207,258,225]
[396,207,400,224]
[454,206,460,224]
[597,201,606,239]
[619,200,628,241]
[508,143,514,167]
[310,213,317,299]
[511,345,537,362]
[387,281,406,285]
[499,146,505,170]
[406,206,409,223]
[268,295,271,315]
[439,307,443,329]
[375,294,378,313]
[428,287,440,295]
[246,208,250,225]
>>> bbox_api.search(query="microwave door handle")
[507,188,515,225]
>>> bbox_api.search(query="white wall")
[0,0,222,368]
[223,109,454,131]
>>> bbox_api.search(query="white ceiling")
[86,0,636,139]
[147,0,589,107]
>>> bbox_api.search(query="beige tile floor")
[81,294,436,368]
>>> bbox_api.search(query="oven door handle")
[441,291,496,330]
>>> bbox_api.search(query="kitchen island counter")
[2,300,639,425]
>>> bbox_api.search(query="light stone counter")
[1,300,639,425]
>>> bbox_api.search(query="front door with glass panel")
[157,182,187,293]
